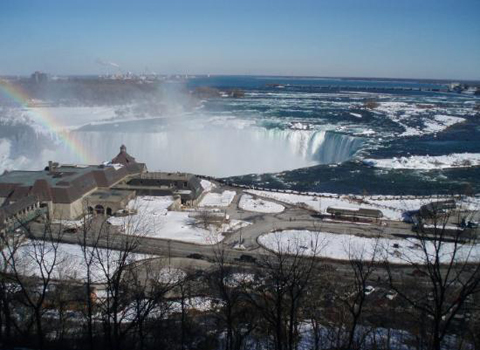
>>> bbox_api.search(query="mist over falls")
[46,127,362,177]
[2,74,478,193]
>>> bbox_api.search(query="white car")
[385,290,398,300]
[365,286,375,295]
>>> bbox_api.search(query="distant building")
[419,199,456,218]
[30,71,48,84]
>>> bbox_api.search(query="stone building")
[0,145,203,223]
[114,171,203,205]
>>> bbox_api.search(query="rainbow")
[0,79,95,164]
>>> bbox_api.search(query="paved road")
[222,189,413,249]
[25,183,474,273]
[25,186,411,264]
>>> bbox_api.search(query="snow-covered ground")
[362,197,431,213]
[363,153,480,170]
[107,196,247,245]
[200,179,216,192]
[199,190,236,207]
[259,230,480,264]
[168,297,220,314]
[239,194,285,213]
[1,238,152,282]
[246,190,404,220]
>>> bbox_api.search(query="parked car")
[467,221,478,228]
[365,285,375,295]
[63,227,78,234]
[235,254,257,264]
[385,290,398,300]
[187,253,205,260]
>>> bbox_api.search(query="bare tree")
[195,209,221,230]
[121,258,183,350]
[244,231,322,350]
[0,230,24,346]
[77,209,102,350]
[302,269,331,350]
[90,206,154,350]
[336,238,380,350]
[384,202,480,350]
[0,222,68,349]
[207,245,258,350]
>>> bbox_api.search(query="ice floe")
[363,153,480,170]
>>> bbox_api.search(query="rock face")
[364,99,379,109]
[192,86,222,98]
[191,87,245,99]
[226,89,245,98]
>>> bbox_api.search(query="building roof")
[327,206,383,218]
[0,146,146,205]
[0,164,130,204]
[111,145,146,174]
[112,144,136,166]
[137,172,195,181]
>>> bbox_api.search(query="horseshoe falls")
[28,127,363,177]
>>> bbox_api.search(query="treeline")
[1,211,480,350]
[0,79,163,106]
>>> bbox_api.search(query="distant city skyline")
[1,0,479,80]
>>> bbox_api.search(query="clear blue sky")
[1,0,479,79]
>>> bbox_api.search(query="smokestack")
[48,161,57,173]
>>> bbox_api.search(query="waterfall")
[313,131,363,164]
[1,123,363,177]
[254,128,362,164]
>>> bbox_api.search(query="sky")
[0,0,479,80]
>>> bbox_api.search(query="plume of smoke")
[95,58,121,69]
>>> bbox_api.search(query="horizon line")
[2,73,480,84]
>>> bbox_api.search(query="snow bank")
[259,230,480,264]
[239,194,285,213]
[199,190,236,207]
[200,179,216,192]
[1,239,151,282]
[107,196,247,245]
[363,153,480,170]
